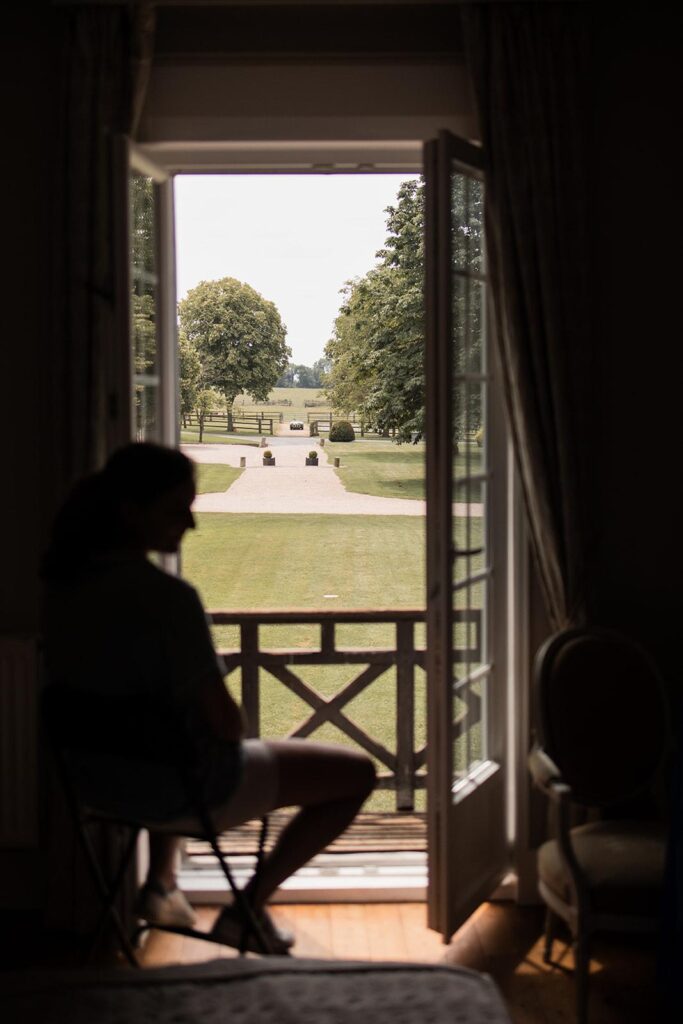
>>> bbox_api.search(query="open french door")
[119,140,179,450]
[424,131,510,940]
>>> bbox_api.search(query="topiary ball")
[329,420,355,442]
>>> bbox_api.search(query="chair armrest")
[528,746,571,801]
[528,746,590,907]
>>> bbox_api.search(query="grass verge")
[325,440,484,501]
[194,464,242,495]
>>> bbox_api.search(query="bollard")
[319,437,325,447]
[334,457,340,468]
[239,456,246,468]
[260,436,268,448]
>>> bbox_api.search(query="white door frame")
[128,138,531,906]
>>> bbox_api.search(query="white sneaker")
[136,882,197,929]
[211,903,294,955]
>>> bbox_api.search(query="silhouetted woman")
[42,442,375,952]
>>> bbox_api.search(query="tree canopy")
[276,356,330,388]
[178,330,202,421]
[178,277,290,414]
[323,177,483,442]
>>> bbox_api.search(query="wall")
[591,6,681,695]
[0,3,59,912]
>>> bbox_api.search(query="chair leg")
[78,821,141,968]
[202,811,273,956]
[574,932,591,1024]
[543,906,559,964]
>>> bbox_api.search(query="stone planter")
[305,457,318,466]
[262,457,276,466]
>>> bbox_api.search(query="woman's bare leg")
[244,740,376,910]
[147,834,181,890]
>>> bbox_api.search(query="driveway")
[182,443,481,517]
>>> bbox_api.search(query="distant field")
[234,387,329,425]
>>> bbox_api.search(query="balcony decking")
[186,809,427,859]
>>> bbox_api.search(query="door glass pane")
[130,173,160,441]
[451,175,484,274]
[451,167,489,782]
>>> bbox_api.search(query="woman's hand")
[199,672,246,742]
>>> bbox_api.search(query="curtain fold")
[462,2,595,630]
[49,1,155,493]
[45,1,155,937]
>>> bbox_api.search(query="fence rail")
[209,607,482,811]
[184,411,279,434]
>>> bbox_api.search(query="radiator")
[0,636,39,847]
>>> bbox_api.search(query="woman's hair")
[42,443,194,581]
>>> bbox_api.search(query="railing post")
[396,619,415,811]
[241,622,260,738]
[321,620,335,657]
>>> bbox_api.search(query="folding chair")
[42,684,277,966]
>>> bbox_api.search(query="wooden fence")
[184,411,281,434]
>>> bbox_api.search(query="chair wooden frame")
[528,627,669,1024]
[42,685,275,965]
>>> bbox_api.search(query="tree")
[132,291,156,439]
[178,277,291,430]
[276,361,327,388]
[312,356,331,385]
[178,330,202,426]
[324,276,378,420]
[324,177,483,443]
[194,387,217,443]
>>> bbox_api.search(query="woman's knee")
[269,740,376,806]
[354,751,377,798]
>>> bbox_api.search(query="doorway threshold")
[180,851,427,904]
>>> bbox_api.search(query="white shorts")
[164,739,279,835]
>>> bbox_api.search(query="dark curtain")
[462,3,595,630]
[47,1,154,493]
[44,1,155,937]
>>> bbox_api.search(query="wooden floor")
[140,901,660,1023]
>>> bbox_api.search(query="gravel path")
[183,443,482,518]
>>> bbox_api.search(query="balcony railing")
[209,608,482,813]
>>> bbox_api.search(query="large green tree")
[324,177,483,442]
[178,277,290,429]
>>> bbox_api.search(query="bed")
[1,956,512,1023]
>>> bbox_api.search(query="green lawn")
[325,440,484,502]
[182,512,482,810]
[194,464,242,495]
[184,513,426,615]
[326,441,426,500]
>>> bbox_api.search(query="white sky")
[174,174,416,366]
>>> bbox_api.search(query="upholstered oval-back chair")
[528,627,669,1024]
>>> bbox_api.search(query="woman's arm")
[198,671,247,742]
